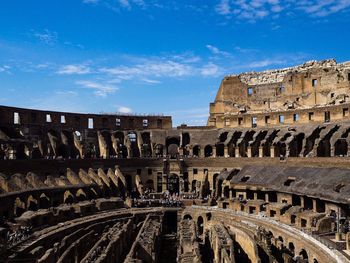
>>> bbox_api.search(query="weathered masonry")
[208,59,350,128]
[2,59,350,262]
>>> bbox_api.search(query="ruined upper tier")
[208,59,350,128]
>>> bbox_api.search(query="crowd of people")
[132,191,183,207]
[6,226,32,247]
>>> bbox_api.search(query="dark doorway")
[167,174,179,194]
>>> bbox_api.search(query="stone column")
[259,146,263,157]
[300,196,305,208]
[224,146,228,157]
[179,147,184,157]
[247,146,252,158]
[270,146,275,158]
[200,148,205,158]
[212,146,216,158]
[162,175,167,192]
[179,175,184,194]
[235,147,240,158]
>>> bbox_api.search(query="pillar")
[270,146,275,158]
[247,146,252,158]
[300,196,305,208]
[212,146,216,158]
[200,148,205,158]
[179,147,184,157]
[224,146,228,158]
[162,175,167,192]
[235,147,240,158]
[259,146,263,157]
[346,232,350,250]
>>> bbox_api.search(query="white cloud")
[83,0,99,3]
[215,0,350,20]
[246,59,285,68]
[31,29,58,45]
[0,65,11,73]
[206,44,231,56]
[100,60,193,79]
[215,0,231,15]
[75,80,118,97]
[200,63,221,76]
[117,106,133,113]
[57,64,91,75]
[297,0,350,17]
[55,90,79,96]
[84,0,146,10]
[141,78,161,84]
[118,0,131,9]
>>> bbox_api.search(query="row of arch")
[184,211,321,263]
[2,125,350,160]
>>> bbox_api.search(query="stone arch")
[63,130,79,158]
[274,142,287,157]
[127,132,140,157]
[251,130,268,157]
[217,179,223,197]
[299,249,308,260]
[197,216,204,235]
[125,174,133,193]
[239,130,255,157]
[101,130,115,157]
[212,173,219,190]
[223,186,230,198]
[182,133,190,148]
[118,177,126,197]
[183,214,192,220]
[14,197,26,217]
[334,139,348,156]
[277,236,284,249]
[39,193,50,209]
[167,174,179,194]
[216,143,225,157]
[154,144,164,157]
[192,145,200,157]
[317,140,331,157]
[145,179,154,191]
[141,132,152,157]
[288,241,295,254]
[228,131,242,157]
[206,212,212,221]
[166,137,180,158]
[289,133,305,157]
[191,179,197,193]
[76,189,87,201]
[64,190,75,204]
[27,195,38,211]
[204,145,213,157]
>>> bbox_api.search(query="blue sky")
[0,0,350,126]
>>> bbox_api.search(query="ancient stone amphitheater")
[1,59,350,263]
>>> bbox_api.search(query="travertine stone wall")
[209,59,350,128]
